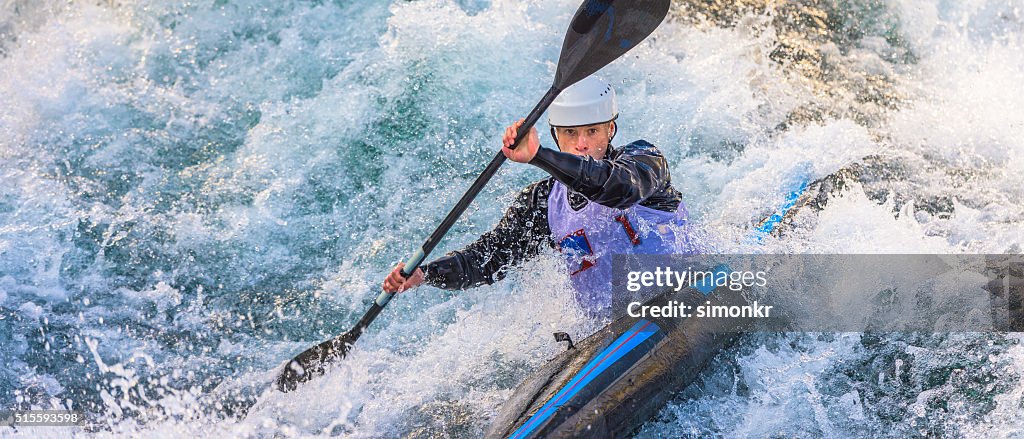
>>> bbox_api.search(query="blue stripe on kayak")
[509,319,660,439]
[755,178,809,238]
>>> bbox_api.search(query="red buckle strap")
[615,214,641,245]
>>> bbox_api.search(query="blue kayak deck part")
[487,169,850,439]
[755,177,810,239]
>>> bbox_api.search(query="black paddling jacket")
[422,140,682,289]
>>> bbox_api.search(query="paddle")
[275,0,672,393]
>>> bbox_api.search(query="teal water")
[1,0,1022,436]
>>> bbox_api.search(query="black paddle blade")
[554,0,671,89]
[275,331,356,392]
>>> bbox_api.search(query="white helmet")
[548,76,618,127]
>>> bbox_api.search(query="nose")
[574,137,591,153]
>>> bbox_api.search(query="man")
[382,76,691,314]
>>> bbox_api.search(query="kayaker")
[382,76,692,314]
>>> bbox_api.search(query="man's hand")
[502,119,540,163]
[383,263,425,293]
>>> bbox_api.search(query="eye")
[587,128,599,135]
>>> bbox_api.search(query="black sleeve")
[420,180,553,290]
[528,140,669,209]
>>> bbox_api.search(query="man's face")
[554,121,614,160]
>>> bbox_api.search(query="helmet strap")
[550,127,560,148]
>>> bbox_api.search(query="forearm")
[420,182,552,290]
[528,145,667,209]
[529,147,607,195]
[422,252,490,290]
[422,232,547,290]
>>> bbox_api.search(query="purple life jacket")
[548,181,693,314]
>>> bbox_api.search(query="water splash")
[0,0,1021,436]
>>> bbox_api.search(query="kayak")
[487,283,754,439]
[485,170,850,438]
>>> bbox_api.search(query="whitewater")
[1,0,1022,437]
